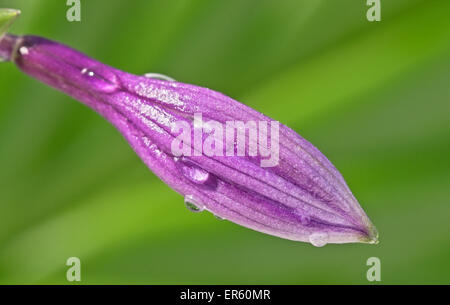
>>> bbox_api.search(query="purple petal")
[0,34,378,246]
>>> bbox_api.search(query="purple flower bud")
[0,34,378,246]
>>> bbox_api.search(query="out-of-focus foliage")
[0,0,449,284]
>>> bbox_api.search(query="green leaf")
[0,9,20,38]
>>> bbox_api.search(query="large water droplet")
[184,195,204,213]
[176,158,213,185]
[181,164,210,184]
[309,232,328,247]
[81,66,119,93]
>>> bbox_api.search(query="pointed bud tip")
[360,224,379,245]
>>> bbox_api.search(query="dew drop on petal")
[184,195,204,213]
[176,158,212,185]
[19,46,29,56]
[80,66,119,93]
[309,232,328,247]
[144,73,176,82]
[181,164,210,184]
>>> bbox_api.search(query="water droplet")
[80,66,119,93]
[176,158,217,189]
[309,232,328,247]
[144,73,176,82]
[19,46,29,55]
[214,215,225,220]
[184,195,204,213]
[181,164,210,184]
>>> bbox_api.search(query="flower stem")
[0,34,18,62]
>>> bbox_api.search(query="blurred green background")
[0,0,449,284]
